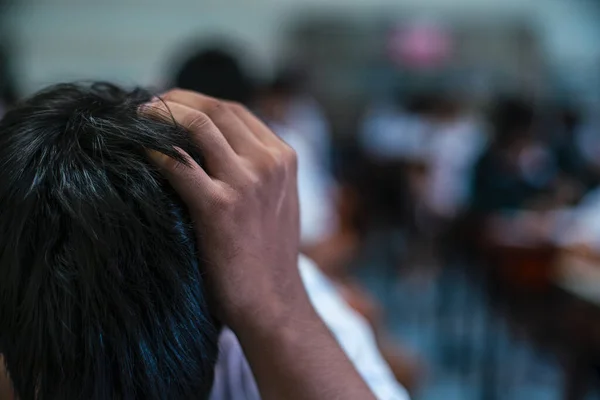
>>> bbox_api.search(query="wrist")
[227,288,319,342]
[232,302,328,369]
[217,258,312,330]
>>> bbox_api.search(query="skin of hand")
[143,90,303,330]
[141,90,376,400]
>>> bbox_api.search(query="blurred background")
[3,0,600,399]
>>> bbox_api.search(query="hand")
[141,90,305,330]
[142,90,378,400]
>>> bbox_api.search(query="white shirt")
[425,118,486,217]
[286,96,332,171]
[360,107,430,163]
[210,255,410,400]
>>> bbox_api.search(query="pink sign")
[388,22,452,69]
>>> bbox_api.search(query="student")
[0,83,408,400]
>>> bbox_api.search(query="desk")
[482,245,600,400]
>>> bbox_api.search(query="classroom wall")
[3,0,600,98]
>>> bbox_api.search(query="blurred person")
[357,92,436,243]
[359,92,433,164]
[529,104,593,208]
[0,82,410,400]
[470,98,565,247]
[405,96,488,273]
[576,111,600,185]
[472,98,554,214]
[171,46,254,105]
[552,105,589,185]
[424,97,487,222]
[493,103,600,262]
[552,105,600,201]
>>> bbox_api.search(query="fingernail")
[147,149,170,166]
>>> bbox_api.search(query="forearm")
[233,298,376,400]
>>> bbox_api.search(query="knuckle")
[233,170,262,199]
[271,152,287,172]
[256,152,278,173]
[211,190,241,212]
[247,171,262,188]
[204,98,226,117]
[184,111,212,131]
[254,152,286,183]
[237,169,261,191]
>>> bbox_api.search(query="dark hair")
[489,97,536,146]
[0,82,218,400]
[172,47,253,105]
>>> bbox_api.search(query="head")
[402,91,437,116]
[172,47,253,105]
[0,83,219,399]
[560,106,581,136]
[255,76,297,124]
[489,97,536,152]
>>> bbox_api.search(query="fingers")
[161,89,265,155]
[146,148,215,211]
[141,100,242,179]
[224,100,284,147]
[140,90,298,215]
